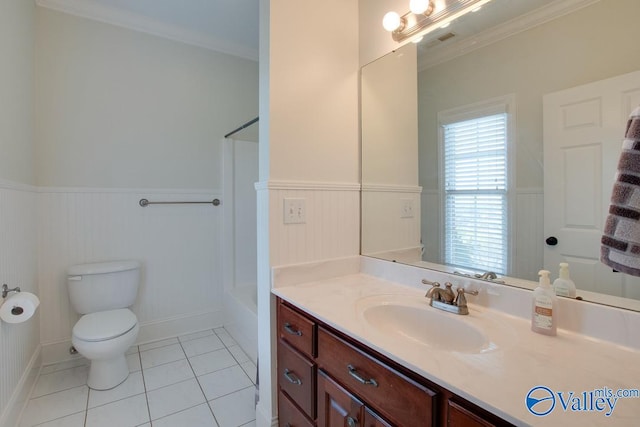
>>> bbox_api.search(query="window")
[439,97,513,274]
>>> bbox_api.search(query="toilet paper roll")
[0,292,40,324]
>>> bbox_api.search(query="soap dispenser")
[531,270,557,336]
[553,263,577,298]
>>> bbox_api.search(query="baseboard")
[255,401,278,427]
[0,345,41,427]
[135,309,225,346]
[224,319,257,365]
[41,309,225,365]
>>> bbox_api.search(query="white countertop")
[272,272,640,426]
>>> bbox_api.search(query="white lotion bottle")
[553,262,577,298]
[531,270,557,336]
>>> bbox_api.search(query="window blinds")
[443,113,508,274]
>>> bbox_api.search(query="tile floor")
[19,328,258,427]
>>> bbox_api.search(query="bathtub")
[224,286,257,364]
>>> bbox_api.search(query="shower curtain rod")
[224,117,259,139]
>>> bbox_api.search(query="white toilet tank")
[67,261,141,314]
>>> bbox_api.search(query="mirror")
[361,0,640,311]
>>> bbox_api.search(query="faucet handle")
[455,288,478,309]
[422,279,440,299]
[421,279,440,287]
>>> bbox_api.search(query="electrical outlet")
[400,199,414,218]
[284,198,306,224]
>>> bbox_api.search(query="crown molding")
[36,0,258,61]
[418,0,600,70]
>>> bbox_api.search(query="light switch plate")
[401,199,414,218]
[284,198,306,224]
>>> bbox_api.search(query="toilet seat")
[73,308,137,342]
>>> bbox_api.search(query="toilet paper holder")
[2,284,21,299]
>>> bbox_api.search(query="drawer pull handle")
[283,322,302,336]
[347,416,358,427]
[347,365,378,387]
[283,368,302,385]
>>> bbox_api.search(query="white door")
[543,70,640,299]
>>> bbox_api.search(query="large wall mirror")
[361,0,640,311]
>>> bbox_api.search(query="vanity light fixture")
[383,0,493,43]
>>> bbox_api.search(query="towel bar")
[139,198,220,207]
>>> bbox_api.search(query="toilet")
[67,260,141,390]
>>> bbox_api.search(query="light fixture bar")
[390,0,493,43]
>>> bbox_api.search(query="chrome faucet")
[422,279,478,315]
[475,271,497,280]
[454,270,505,284]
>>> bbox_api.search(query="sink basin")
[357,295,513,354]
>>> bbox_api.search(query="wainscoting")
[254,180,361,427]
[260,181,361,267]
[37,187,225,364]
[0,180,40,427]
[361,184,421,259]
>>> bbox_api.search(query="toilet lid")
[73,309,137,342]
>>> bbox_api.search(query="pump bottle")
[553,263,577,298]
[531,270,557,336]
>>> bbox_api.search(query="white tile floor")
[19,328,258,427]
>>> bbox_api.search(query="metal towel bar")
[224,117,259,139]
[139,198,220,207]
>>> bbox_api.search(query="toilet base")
[71,313,139,391]
[87,354,129,390]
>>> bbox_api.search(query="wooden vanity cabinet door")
[317,370,364,427]
[447,399,507,427]
[363,408,393,427]
[277,339,317,419]
[278,390,314,427]
[278,302,317,358]
[318,327,437,426]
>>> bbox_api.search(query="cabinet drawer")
[277,339,316,419]
[278,302,316,358]
[317,327,437,427]
[278,390,314,427]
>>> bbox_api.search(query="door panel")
[317,371,363,427]
[543,70,640,297]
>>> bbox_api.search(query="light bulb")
[410,0,430,14]
[382,11,402,32]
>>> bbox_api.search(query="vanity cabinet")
[317,327,436,426]
[446,399,499,427]
[317,370,396,427]
[276,298,513,427]
[277,303,318,424]
[317,370,363,426]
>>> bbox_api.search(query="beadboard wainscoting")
[514,189,544,281]
[254,180,360,426]
[257,181,361,267]
[37,187,225,364]
[0,180,40,427]
[362,184,422,261]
